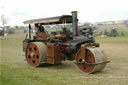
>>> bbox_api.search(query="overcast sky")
[0,0,128,26]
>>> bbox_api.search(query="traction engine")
[23,11,109,73]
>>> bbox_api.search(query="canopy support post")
[29,24,31,40]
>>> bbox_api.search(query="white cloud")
[0,0,128,26]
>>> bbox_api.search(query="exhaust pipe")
[72,11,78,37]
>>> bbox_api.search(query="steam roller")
[23,11,109,73]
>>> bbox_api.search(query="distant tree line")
[97,28,125,37]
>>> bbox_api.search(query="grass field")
[0,28,128,85]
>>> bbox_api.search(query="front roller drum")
[26,42,47,67]
[76,47,108,73]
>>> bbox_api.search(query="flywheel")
[26,42,47,67]
[76,47,108,73]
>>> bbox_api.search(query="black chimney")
[72,11,78,37]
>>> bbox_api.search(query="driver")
[35,24,45,33]
[39,24,45,32]
[33,24,45,40]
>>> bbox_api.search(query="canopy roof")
[23,15,72,25]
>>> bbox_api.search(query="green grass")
[96,36,128,43]
[0,29,128,85]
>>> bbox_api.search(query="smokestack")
[72,11,78,37]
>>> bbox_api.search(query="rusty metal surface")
[47,57,55,64]
[87,47,107,73]
[76,47,108,73]
[47,44,55,57]
[36,33,50,40]
[26,42,47,67]
[46,43,62,64]
[76,49,95,73]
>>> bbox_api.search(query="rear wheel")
[26,42,47,67]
